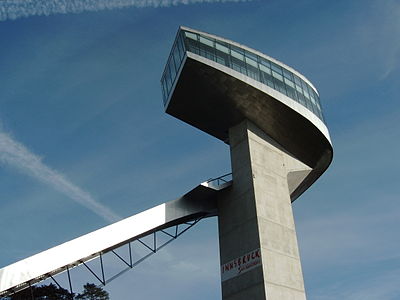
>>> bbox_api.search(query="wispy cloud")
[362,0,400,80]
[0,0,246,22]
[0,130,120,222]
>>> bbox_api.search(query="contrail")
[0,0,246,21]
[0,131,120,223]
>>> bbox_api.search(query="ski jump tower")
[161,27,333,300]
[0,27,332,300]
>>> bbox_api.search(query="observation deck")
[161,27,333,201]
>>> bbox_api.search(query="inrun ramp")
[0,178,231,297]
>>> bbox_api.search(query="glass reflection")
[161,29,325,123]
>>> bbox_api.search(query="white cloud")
[0,130,120,222]
[0,0,247,22]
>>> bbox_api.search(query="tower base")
[218,120,311,300]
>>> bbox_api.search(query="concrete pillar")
[218,120,310,300]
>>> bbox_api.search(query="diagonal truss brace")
[2,217,204,300]
[104,217,203,285]
[0,176,232,298]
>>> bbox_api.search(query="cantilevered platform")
[160,27,334,300]
[161,27,333,202]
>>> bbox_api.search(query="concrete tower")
[161,27,333,300]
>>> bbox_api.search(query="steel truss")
[2,217,203,300]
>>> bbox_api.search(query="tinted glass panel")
[271,62,282,74]
[185,32,197,40]
[231,49,244,61]
[216,42,229,54]
[247,65,260,81]
[161,29,325,123]
[259,64,271,74]
[200,36,214,47]
[245,56,258,68]
[272,71,283,81]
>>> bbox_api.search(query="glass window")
[294,74,302,86]
[215,42,230,66]
[284,77,295,88]
[231,58,246,74]
[246,64,260,81]
[185,32,197,40]
[199,43,215,61]
[283,68,293,80]
[271,62,282,74]
[312,89,319,101]
[216,51,229,67]
[170,62,177,86]
[216,56,226,66]
[176,31,325,122]
[309,92,317,105]
[231,45,244,54]
[273,77,287,94]
[303,95,313,111]
[303,88,310,100]
[302,81,310,99]
[186,38,200,55]
[295,84,303,93]
[260,58,271,68]
[259,63,271,75]
[176,37,185,60]
[172,45,181,71]
[178,32,184,47]
[285,85,297,100]
[231,49,244,61]
[296,90,306,105]
[308,86,320,115]
[260,70,274,88]
[168,56,177,77]
[313,91,322,113]
[184,31,201,55]
[245,50,258,61]
[230,46,245,73]
[199,36,214,47]
[272,70,283,82]
[161,78,167,103]
[165,66,172,93]
[216,42,229,54]
[245,56,258,68]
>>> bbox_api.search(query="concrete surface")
[218,120,310,300]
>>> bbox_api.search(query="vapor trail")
[0,131,120,223]
[0,0,245,21]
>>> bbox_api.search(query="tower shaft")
[218,120,310,300]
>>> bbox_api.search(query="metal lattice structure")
[0,175,232,298]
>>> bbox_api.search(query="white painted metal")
[0,180,230,295]
[0,204,166,294]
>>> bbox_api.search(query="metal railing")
[206,173,232,188]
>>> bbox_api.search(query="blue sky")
[0,0,399,299]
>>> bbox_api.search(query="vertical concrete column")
[218,120,309,300]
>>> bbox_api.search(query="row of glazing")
[161,29,325,122]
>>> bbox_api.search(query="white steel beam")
[0,180,230,296]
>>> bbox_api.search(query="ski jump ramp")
[0,179,231,296]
